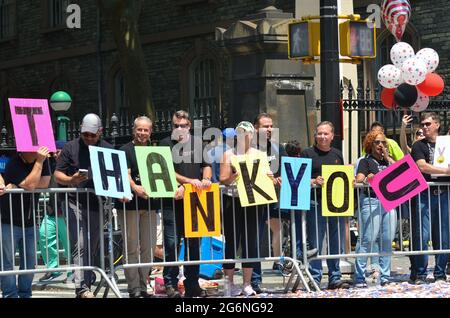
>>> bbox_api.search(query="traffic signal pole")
[320,0,342,151]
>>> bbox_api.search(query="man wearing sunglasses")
[409,112,450,285]
[159,110,212,298]
[54,113,113,298]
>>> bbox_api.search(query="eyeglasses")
[373,140,387,146]
[420,122,432,127]
[173,124,189,129]
[415,131,424,136]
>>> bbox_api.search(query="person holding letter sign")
[220,121,264,297]
[54,113,113,298]
[354,131,397,288]
[117,116,156,298]
[409,112,450,285]
[0,147,50,298]
[301,121,351,290]
[159,110,212,298]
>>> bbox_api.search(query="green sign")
[135,146,178,198]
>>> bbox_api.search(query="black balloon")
[394,83,418,108]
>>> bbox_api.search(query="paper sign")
[431,136,450,178]
[89,146,132,200]
[322,165,354,217]
[9,98,56,152]
[280,157,312,210]
[231,152,278,207]
[184,183,221,238]
[135,146,178,198]
[369,154,428,211]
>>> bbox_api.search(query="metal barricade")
[0,188,121,298]
[285,182,450,292]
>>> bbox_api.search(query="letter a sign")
[231,153,277,207]
[369,154,428,211]
[184,183,221,238]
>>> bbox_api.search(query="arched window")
[189,58,218,127]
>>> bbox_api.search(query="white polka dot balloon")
[410,91,430,112]
[416,48,439,73]
[401,57,427,85]
[390,42,415,69]
[377,64,403,88]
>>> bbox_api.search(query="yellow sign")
[288,21,320,59]
[321,165,354,217]
[231,152,278,207]
[339,20,376,58]
[183,183,221,238]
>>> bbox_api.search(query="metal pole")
[320,0,342,151]
[97,7,103,120]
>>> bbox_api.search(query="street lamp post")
[320,0,342,150]
[50,91,72,141]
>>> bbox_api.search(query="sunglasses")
[420,122,432,127]
[373,140,387,146]
[415,131,424,136]
[173,124,189,129]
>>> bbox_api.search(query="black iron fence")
[317,80,450,164]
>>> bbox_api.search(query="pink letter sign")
[9,98,56,152]
[369,154,428,211]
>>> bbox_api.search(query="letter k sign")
[232,153,277,207]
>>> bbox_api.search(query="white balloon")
[416,48,439,73]
[410,91,430,112]
[377,64,403,88]
[401,57,427,85]
[390,42,415,68]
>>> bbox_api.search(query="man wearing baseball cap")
[54,113,113,298]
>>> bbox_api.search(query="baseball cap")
[235,121,255,134]
[81,113,102,134]
[222,128,236,139]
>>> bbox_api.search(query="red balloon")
[417,73,445,96]
[381,88,396,109]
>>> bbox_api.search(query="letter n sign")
[183,183,221,238]
[369,154,428,211]
[89,146,132,200]
[8,98,56,152]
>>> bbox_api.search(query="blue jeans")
[307,201,346,285]
[354,196,396,284]
[1,224,36,298]
[162,206,200,292]
[411,190,449,280]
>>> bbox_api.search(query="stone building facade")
[0,0,296,140]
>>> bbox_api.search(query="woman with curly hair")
[354,130,397,288]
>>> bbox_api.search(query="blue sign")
[88,146,132,200]
[0,156,10,173]
[280,157,312,210]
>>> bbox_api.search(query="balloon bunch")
[377,42,444,112]
[382,0,411,42]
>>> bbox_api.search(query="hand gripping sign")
[231,152,278,207]
[280,157,312,210]
[369,154,428,211]
[183,183,221,238]
[8,98,56,152]
[322,165,355,217]
[89,146,132,200]
[135,146,178,198]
